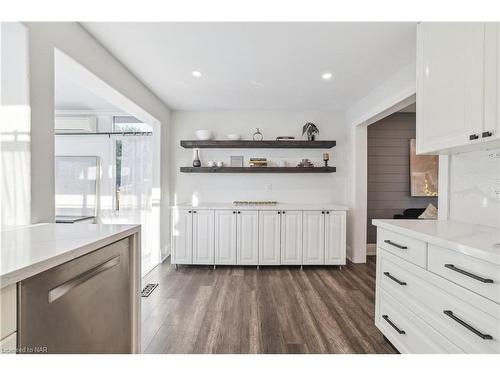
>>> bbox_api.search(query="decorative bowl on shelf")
[195,130,212,140]
[226,134,240,140]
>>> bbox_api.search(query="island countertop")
[1,223,140,287]
[172,202,349,211]
[372,219,500,265]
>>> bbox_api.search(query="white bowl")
[195,130,212,140]
[226,134,240,140]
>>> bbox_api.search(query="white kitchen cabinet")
[237,210,259,265]
[417,22,500,154]
[215,210,237,265]
[192,210,215,264]
[280,210,303,265]
[417,22,486,154]
[325,211,346,265]
[171,209,193,264]
[302,211,325,264]
[258,210,281,265]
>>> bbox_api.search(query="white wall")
[448,148,500,228]
[1,22,31,229]
[171,110,349,207]
[24,22,172,258]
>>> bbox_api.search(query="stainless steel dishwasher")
[18,238,133,353]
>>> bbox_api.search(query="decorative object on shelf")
[302,122,319,141]
[278,160,287,167]
[253,128,263,141]
[297,158,314,168]
[276,136,295,141]
[192,149,202,167]
[207,160,215,167]
[233,201,278,205]
[226,134,240,140]
[216,161,224,167]
[230,156,244,167]
[249,158,267,167]
[410,139,438,197]
[195,129,212,140]
[323,153,330,167]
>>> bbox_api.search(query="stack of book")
[249,158,268,167]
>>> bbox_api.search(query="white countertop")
[172,202,349,211]
[1,223,140,287]
[372,219,500,265]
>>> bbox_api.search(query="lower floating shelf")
[180,166,336,173]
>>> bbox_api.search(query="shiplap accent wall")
[367,112,438,243]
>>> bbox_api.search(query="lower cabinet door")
[302,211,325,265]
[215,210,237,265]
[192,210,215,264]
[237,210,259,265]
[280,210,303,265]
[259,210,281,265]
[172,209,193,264]
[324,211,346,265]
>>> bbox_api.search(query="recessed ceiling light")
[321,72,333,80]
[192,70,202,78]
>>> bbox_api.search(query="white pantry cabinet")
[193,210,215,264]
[259,210,281,265]
[324,211,346,265]
[171,209,193,264]
[171,206,347,267]
[416,22,500,154]
[172,209,215,264]
[280,211,303,265]
[215,210,237,265]
[237,210,259,265]
[303,211,325,264]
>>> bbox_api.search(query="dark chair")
[393,208,426,220]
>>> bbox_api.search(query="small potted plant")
[302,122,319,141]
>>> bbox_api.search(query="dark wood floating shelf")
[180,166,336,173]
[180,140,336,149]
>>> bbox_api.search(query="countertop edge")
[1,225,141,287]
[372,219,500,265]
[170,203,349,211]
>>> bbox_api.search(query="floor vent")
[141,283,159,297]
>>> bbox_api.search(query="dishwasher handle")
[48,255,120,303]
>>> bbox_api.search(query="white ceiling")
[55,69,122,111]
[82,22,416,111]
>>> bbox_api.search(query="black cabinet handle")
[443,310,493,340]
[382,315,405,335]
[383,272,407,285]
[469,134,479,140]
[282,211,285,214]
[444,264,493,283]
[482,131,493,138]
[326,211,330,214]
[277,211,281,215]
[188,210,192,213]
[384,240,408,250]
[193,211,197,213]
[321,211,325,214]
[237,211,241,214]
[232,211,236,214]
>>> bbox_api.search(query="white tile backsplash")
[449,148,500,228]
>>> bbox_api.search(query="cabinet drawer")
[377,228,427,267]
[377,289,462,353]
[0,332,17,354]
[0,285,17,340]
[379,249,500,353]
[428,245,500,304]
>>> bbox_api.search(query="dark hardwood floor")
[141,256,396,354]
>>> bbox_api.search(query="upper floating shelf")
[180,140,336,149]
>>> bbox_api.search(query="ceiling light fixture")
[321,72,333,80]
[192,70,202,78]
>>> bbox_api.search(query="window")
[113,116,152,132]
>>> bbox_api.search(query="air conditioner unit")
[55,116,97,133]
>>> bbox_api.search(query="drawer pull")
[383,272,407,285]
[444,264,494,283]
[382,315,406,335]
[443,310,493,340]
[384,240,408,250]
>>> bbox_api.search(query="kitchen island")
[0,223,141,354]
